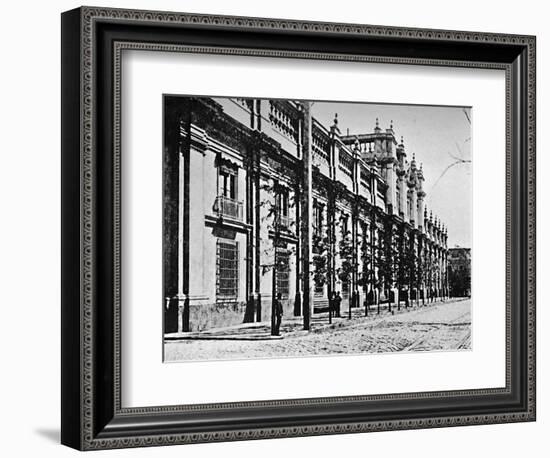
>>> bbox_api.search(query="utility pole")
[300,101,312,331]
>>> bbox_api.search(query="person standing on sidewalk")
[335,291,342,318]
[328,292,335,322]
[274,293,283,336]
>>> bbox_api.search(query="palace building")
[163,96,449,334]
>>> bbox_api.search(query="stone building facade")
[448,247,472,298]
[163,96,449,334]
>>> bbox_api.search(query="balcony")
[269,101,298,143]
[214,195,243,222]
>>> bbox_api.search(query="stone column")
[243,144,255,323]
[294,113,303,316]
[417,194,425,231]
[351,210,359,314]
[385,162,396,214]
[410,188,417,227]
[398,176,406,218]
[271,179,279,336]
[294,184,302,316]
[176,142,190,332]
[351,146,360,312]
[254,138,262,322]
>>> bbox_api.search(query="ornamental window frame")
[215,238,240,302]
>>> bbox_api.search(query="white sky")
[312,102,472,248]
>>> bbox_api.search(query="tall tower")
[396,136,407,218]
[375,119,397,214]
[407,153,418,227]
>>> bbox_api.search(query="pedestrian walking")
[274,293,283,336]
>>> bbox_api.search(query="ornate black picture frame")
[61,6,536,450]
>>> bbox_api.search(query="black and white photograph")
[0,0,543,454]
[162,96,472,362]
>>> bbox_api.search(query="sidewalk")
[164,297,468,342]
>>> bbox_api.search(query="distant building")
[447,247,471,297]
[163,96,450,333]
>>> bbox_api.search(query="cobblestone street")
[165,298,471,362]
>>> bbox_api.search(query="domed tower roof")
[395,135,406,176]
[407,152,418,187]
[410,152,417,170]
[396,136,406,157]
[417,162,424,181]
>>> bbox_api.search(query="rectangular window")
[277,188,290,229]
[218,167,237,199]
[276,249,290,298]
[216,239,239,300]
[313,200,323,236]
[216,166,243,221]
[341,214,349,235]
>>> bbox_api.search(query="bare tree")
[429,108,472,195]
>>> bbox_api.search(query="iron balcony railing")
[214,195,244,221]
